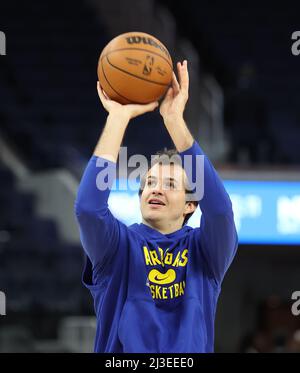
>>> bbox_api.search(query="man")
[74,60,238,352]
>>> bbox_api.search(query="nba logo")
[143,55,154,76]
[0,31,6,55]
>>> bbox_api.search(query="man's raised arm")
[74,82,158,273]
[160,61,238,284]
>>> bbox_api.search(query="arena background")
[0,0,300,353]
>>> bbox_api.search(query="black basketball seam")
[101,60,133,103]
[105,55,170,87]
[101,47,173,70]
[101,60,148,104]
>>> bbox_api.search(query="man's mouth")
[148,198,166,206]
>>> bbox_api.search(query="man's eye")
[166,182,175,189]
[147,180,155,186]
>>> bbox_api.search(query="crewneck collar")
[132,222,191,240]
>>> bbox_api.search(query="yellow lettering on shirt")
[155,285,162,299]
[162,287,168,299]
[150,284,155,298]
[150,250,161,266]
[169,285,174,299]
[158,248,164,267]
[172,252,181,267]
[179,249,188,267]
[179,281,185,296]
[174,283,179,297]
[164,253,173,265]
[148,281,186,300]
[143,246,189,301]
[143,246,153,266]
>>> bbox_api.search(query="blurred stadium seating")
[160,0,300,164]
[0,160,93,351]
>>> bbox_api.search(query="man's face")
[140,163,195,226]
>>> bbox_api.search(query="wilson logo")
[126,36,170,59]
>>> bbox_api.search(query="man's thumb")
[144,101,159,112]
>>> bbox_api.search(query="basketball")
[97,32,173,104]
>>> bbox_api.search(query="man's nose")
[151,183,164,194]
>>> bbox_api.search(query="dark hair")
[138,148,198,226]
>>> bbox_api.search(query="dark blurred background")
[0,0,300,352]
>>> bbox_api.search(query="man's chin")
[143,212,164,222]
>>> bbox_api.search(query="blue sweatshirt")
[74,140,238,353]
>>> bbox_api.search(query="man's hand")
[97,82,159,121]
[94,82,159,161]
[158,60,193,152]
[159,60,189,122]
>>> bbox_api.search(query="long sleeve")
[179,141,238,284]
[74,156,121,274]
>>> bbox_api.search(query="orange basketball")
[97,32,173,104]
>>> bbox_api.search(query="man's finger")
[144,101,159,111]
[135,101,159,115]
[164,86,173,99]
[172,71,180,94]
[97,82,110,102]
[102,89,110,100]
[129,102,158,118]
[178,60,189,92]
[97,82,105,100]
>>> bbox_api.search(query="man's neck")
[142,219,183,235]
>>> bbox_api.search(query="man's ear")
[185,201,197,214]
